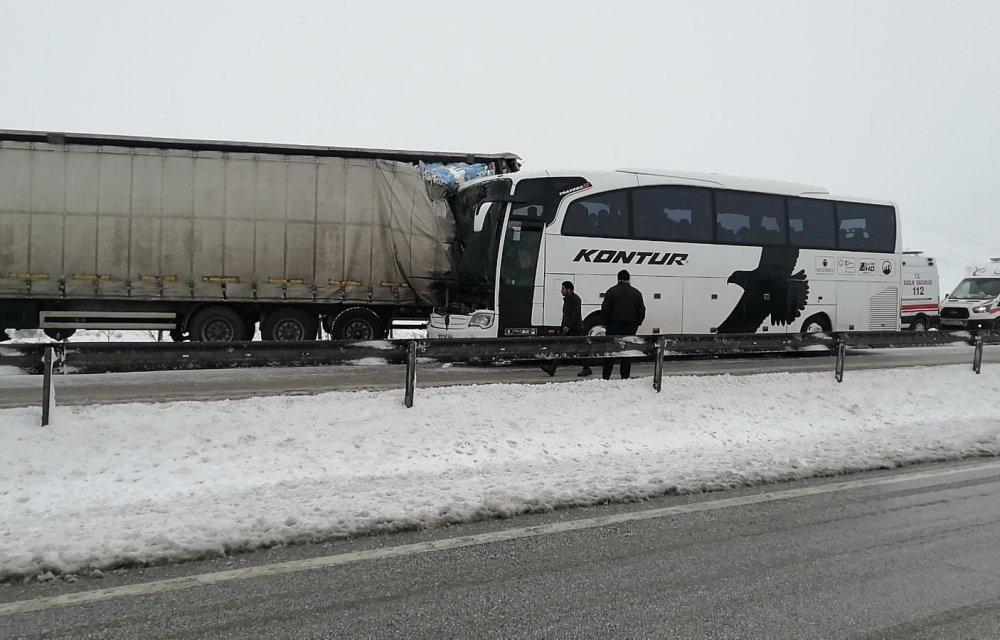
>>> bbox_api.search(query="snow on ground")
[3,329,163,344]
[2,326,428,344]
[2,363,1000,582]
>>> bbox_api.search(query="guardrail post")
[653,335,665,393]
[974,333,984,374]
[835,338,846,383]
[404,340,417,408]
[41,345,62,426]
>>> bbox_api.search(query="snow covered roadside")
[2,365,1000,582]
[2,329,163,344]
[2,327,428,345]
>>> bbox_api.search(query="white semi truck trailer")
[0,130,519,341]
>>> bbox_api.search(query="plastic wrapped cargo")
[420,162,494,191]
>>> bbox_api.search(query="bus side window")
[631,186,712,243]
[674,218,693,239]
[714,190,785,246]
[836,202,895,252]
[599,205,627,237]
[716,213,747,244]
[756,215,783,244]
[787,197,836,250]
[562,202,595,236]
[563,191,629,239]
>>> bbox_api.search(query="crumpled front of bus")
[428,178,512,337]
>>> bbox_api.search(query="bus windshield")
[949,278,1000,300]
[439,178,512,311]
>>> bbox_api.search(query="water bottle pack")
[420,162,494,191]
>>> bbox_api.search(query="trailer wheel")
[261,308,318,341]
[582,313,606,337]
[800,314,831,334]
[189,306,250,342]
[330,308,385,340]
[44,328,76,342]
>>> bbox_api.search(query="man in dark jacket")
[540,281,592,377]
[600,269,646,380]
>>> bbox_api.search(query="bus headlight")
[469,311,495,329]
[973,305,989,314]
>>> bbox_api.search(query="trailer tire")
[261,308,318,341]
[189,306,250,342]
[330,308,385,341]
[44,328,76,342]
[800,314,831,334]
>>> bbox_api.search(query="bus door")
[494,176,590,337]
[497,218,544,336]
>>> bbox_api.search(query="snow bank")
[2,364,999,581]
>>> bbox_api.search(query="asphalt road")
[0,344,995,408]
[4,458,1000,638]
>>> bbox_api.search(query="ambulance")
[900,251,939,331]
[939,258,1000,331]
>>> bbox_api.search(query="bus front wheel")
[582,314,606,337]
[800,314,831,334]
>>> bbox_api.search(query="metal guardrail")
[2,330,997,424]
[3,330,996,375]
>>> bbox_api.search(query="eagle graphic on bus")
[717,247,810,333]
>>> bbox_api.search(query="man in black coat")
[600,269,646,380]
[540,281,592,377]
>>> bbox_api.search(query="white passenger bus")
[428,169,902,338]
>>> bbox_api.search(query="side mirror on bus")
[474,195,525,232]
[474,202,491,232]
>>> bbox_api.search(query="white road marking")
[3,459,1000,618]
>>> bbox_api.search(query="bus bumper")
[427,312,498,339]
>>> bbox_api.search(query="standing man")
[541,281,592,377]
[600,269,646,380]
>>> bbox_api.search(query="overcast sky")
[2,1,997,286]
